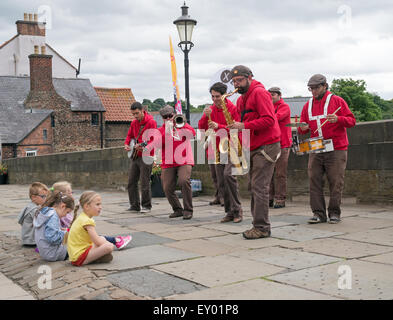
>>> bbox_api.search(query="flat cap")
[268,86,281,94]
[159,105,175,117]
[230,65,253,78]
[308,74,327,86]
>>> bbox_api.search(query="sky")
[1,0,393,106]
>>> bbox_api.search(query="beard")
[237,83,250,94]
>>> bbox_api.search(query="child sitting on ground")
[67,191,132,266]
[33,191,74,262]
[17,182,49,246]
[51,181,74,229]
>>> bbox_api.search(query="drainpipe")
[100,112,104,148]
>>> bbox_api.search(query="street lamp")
[173,2,197,124]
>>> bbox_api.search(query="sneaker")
[308,215,327,224]
[273,203,285,209]
[35,247,39,253]
[127,207,140,213]
[243,228,271,239]
[183,212,193,220]
[209,199,221,205]
[328,217,341,224]
[115,235,132,250]
[220,215,234,223]
[269,199,274,208]
[140,207,151,213]
[169,211,183,218]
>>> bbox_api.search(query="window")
[51,115,55,127]
[43,129,47,140]
[91,113,99,126]
[26,150,37,157]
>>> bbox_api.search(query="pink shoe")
[35,247,39,253]
[115,235,132,250]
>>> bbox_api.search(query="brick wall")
[105,122,130,147]
[16,20,45,37]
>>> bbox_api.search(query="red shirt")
[198,98,240,160]
[236,80,281,151]
[124,111,157,157]
[298,91,356,150]
[146,122,196,168]
[274,98,292,149]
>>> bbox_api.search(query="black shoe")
[328,217,341,224]
[308,215,327,224]
[169,211,183,218]
[127,207,140,213]
[209,199,221,205]
[269,200,274,208]
[273,203,285,209]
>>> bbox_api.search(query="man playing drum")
[298,74,356,224]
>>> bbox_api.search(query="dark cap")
[308,74,327,86]
[159,105,174,117]
[268,86,281,95]
[230,65,253,78]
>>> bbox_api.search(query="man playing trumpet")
[198,82,243,223]
[143,106,196,220]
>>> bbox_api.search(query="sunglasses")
[35,194,47,199]
[163,114,174,119]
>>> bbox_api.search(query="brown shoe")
[209,199,221,205]
[183,212,193,220]
[242,227,271,239]
[169,211,183,218]
[220,215,234,223]
[233,210,243,223]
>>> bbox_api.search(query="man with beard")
[268,87,292,209]
[198,82,243,223]
[298,74,356,224]
[124,101,157,213]
[227,65,281,239]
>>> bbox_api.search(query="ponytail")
[70,204,80,228]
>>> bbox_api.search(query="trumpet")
[167,114,187,140]
[173,114,186,128]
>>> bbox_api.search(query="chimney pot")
[34,45,39,54]
[24,13,28,21]
[28,13,33,21]
[34,14,38,22]
[41,46,46,55]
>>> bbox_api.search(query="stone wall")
[4,120,393,204]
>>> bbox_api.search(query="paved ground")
[1,184,393,300]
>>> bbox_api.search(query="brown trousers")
[209,164,223,203]
[128,156,153,210]
[308,150,348,219]
[269,147,291,203]
[161,165,193,215]
[249,142,281,232]
[213,163,242,217]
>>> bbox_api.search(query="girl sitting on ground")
[33,191,74,262]
[67,191,132,266]
[51,181,74,229]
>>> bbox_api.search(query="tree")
[330,78,382,122]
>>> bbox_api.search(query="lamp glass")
[176,21,195,43]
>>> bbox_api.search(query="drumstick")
[313,106,341,134]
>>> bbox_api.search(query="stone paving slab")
[270,214,311,225]
[152,255,285,288]
[95,220,136,236]
[271,225,344,242]
[269,259,393,300]
[126,231,176,248]
[336,227,393,247]
[87,244,201,271]
[0,272,35,300]
[158,226,228,240]
[360,251,393,265]
[303,216,393,234]
[164,238,246,257]
[128,222,193,234]
[199,220,294,234]
[106,216,161,226]
[283,238,393,259]
[207,233,297,249]
[106,269,206,299]
[168,278,340,300]
[228,247,342,270]
[357,212,393,220]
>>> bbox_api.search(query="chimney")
[28,46,54,92]
[16,12,46,36]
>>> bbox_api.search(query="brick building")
[0,14,105,159]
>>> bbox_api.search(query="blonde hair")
[71,191,101,226]
[52,181,72,193]
[29,182,49,199]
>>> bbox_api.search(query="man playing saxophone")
[228,65,281,239]
[198,82,243,223]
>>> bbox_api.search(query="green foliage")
[330,78,383,122]
[143,98,208,114]
[0,163,7,175]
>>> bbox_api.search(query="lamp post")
[173,2,197,124]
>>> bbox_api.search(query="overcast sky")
[1,0,393,106]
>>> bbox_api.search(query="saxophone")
[220,88,248,174]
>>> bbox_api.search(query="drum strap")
[261,149,281,163]
[308,94,333,137]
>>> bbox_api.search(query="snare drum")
[296,137,324,155]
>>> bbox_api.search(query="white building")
[0,13,77,78]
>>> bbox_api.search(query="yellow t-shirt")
[67,212,96,262]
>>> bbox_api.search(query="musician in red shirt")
[268,87,292,209]
[298,74,356,224]
[198,82,243,223]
